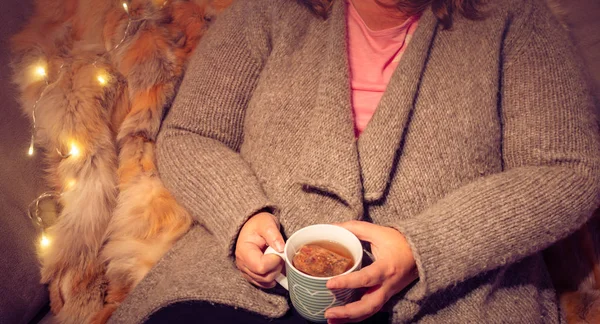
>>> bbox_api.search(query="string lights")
[27,191,61,249]
[27,64,51,157]
[26,1,169,248]
[97,74,108,86]
[27,1,145,156]
[35,66,47,78]
[40,234,51,248]
[65,178,77,191]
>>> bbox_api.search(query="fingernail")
[276,240,284,252]
[325,311,344,320]
[326,280,336,289]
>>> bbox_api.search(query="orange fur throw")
[11,0,231,322]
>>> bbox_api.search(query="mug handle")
[264,246,289,290]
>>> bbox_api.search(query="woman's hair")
[298,0,483,29]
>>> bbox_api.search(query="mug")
[265,224,363,323]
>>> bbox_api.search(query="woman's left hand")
[325,221,418,323]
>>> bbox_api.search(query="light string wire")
[27,1,169,242]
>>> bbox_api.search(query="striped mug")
[265,224,363,323]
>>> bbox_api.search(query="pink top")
[346,0,419,136]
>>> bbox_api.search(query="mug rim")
[283,224,363,280]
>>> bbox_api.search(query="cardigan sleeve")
[392,0,600,302]
[156,0,275,256]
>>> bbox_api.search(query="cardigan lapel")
[295,2,440,211]
[357,10,439,203]
[295,0,364,216]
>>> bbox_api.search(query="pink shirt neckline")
[348,0,416,38]
[346,0,419,136]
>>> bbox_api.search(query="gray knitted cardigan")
[110,0,600,322]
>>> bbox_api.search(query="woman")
[124,0,600,323]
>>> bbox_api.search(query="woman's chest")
[242,26,505,227]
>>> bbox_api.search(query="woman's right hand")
[235,212,285,288]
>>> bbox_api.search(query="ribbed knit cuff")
[386,222,429,302]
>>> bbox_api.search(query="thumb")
[258,220,285,253]
[335,220,378,243]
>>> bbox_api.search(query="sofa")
[0,0,598,323]
[0,0,50,323]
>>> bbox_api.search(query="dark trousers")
[146,301,390,324]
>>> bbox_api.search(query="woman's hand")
[325,221,418,323]
[234,212,285,288]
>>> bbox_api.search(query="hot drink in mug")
[265,224,363,323]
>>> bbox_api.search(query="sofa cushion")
[0,0,50,322]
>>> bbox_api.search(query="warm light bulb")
[28,142,34,156]
[31,64,48,82]
[35,66,47,78]
[69,142,80,157]
[123,2,129,13]
[40,234,50,248]
[97,75,107,85]
[65,178,76,190]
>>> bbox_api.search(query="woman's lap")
[146,301,306,324]
[146,301,391,323]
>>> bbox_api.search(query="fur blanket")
[11,0,230,322]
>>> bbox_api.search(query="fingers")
[241,242,283,274]
[235,212,286,288]
[241,272,276,289]
[257,221,285,252]
[236,239,284,285]
[243,262,283,283]
[235,223,284,288]
[240,263,282,289]
[335,220,381,242]
[327,263,386,289]
[325,286,387,323]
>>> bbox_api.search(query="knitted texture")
[112,0,600,323]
